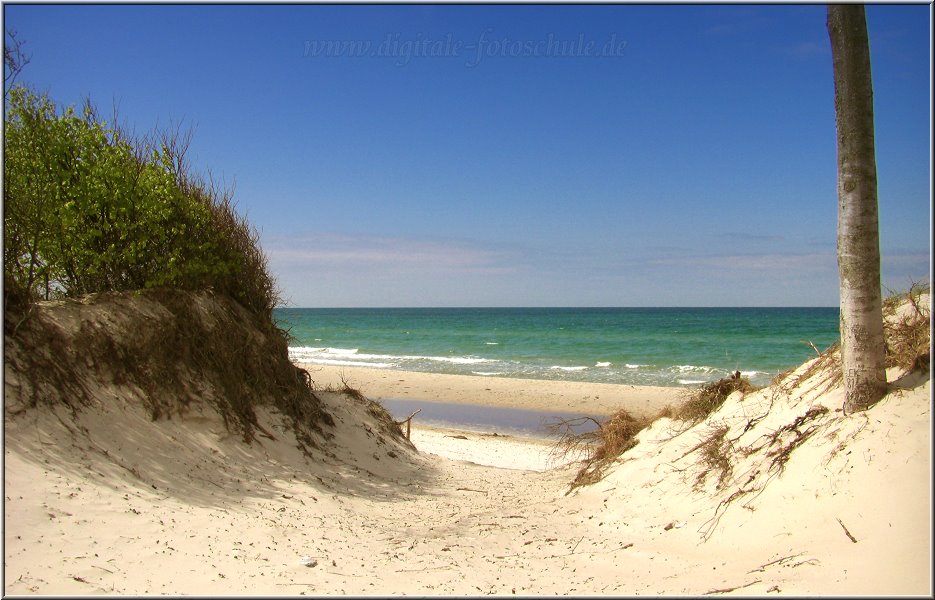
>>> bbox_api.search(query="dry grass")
[552,372,759,490]
[773,340,842,397]
[549,406,676,491]
[882,282,930,374]
[338,374,368,402]
[676,372,758,424]
[689,425,733,491]
[3,289,335,454]
[316,375,414,447]
[771,283,930,396]
[547,287,928,521]
[554,285,929,491]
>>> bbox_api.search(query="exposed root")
[688,425,733,492]
[547,410,654,491]
[3,289,334,456]
[764,405,830,475]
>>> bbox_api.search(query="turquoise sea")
[274,307,840,388]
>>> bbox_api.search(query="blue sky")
[4,4,931,307]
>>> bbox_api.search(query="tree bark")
[827,5,887,412]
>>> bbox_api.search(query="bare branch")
[4,29,31,90]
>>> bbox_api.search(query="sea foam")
[276,306,840,389]
[288,346,493,368]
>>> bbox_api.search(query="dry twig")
[748,552,806,573]
[703,579,761,595]
[836,517,858,543]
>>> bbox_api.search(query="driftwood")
[800,340,822,357]
[395,409,422,440]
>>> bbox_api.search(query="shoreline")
[5,292,928,595]
[297,363,685,417]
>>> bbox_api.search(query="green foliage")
[3,85,278,316]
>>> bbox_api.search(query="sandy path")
[2,394,630,595]
[409,424,576,471]
[4,368,931,595]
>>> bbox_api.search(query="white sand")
[4,295,932,595]
[5,363,931,595]
[409,424,581,472]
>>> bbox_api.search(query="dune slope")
[3,292,931,595]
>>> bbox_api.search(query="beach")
[4,5,929,593]
[299,362,683,418]
[5,361,931,595]
[4,294,931,595]
[279,306,841,389]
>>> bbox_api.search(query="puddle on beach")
[379,398,600,440]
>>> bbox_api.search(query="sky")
[3,4,931,307]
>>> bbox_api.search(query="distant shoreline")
[297,363,684,418]
[278,306,840,388]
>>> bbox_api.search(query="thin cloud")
[716,232,786,243]
[265,233,518,274]
[775,40,828,59]
[702,15,771,37]
[650,250,929,277]
[650,252,835,272]
[881,252,930,271]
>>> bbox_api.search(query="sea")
[274,307,840,389]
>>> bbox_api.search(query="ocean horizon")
[274,306,840,388]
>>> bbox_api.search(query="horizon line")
[274,305,842,310]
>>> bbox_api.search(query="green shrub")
[3,85,277,316]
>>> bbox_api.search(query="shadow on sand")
[4,393,444,509]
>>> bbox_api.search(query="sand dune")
[3,295,931,595]
[5,365,930,595]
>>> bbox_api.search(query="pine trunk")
[827,5,887,412]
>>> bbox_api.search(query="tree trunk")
[827,5,887,412]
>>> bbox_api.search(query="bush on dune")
[3,84,332,445]
[3,86,276,317]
